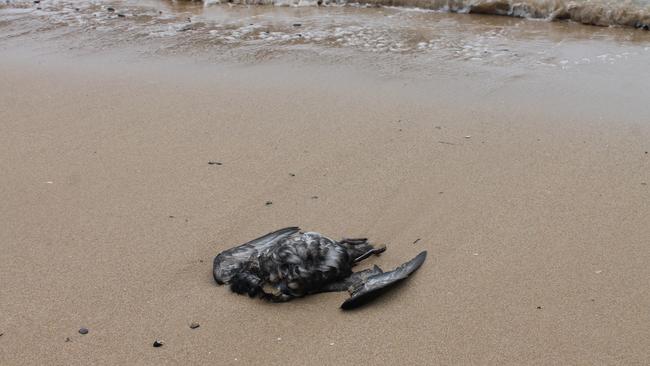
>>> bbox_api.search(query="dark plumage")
[213,227,426,308]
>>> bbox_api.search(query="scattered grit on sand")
[0,50,649,365]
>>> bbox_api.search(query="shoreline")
[1,44,649,365]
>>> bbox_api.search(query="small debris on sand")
[536,306,542,309]
[289,173,296,177]
[464,135,471,139]
[265,201,273,206]
[438,141,455,145]
[78,328,89,335]
[65,337,71,342]
[208,161,222,165]
[413,238,421,244]
[107,7,115,12]
[293,23,302,27]
[190,322,200,329]
[311,196,318,199]
[153,340,164,347]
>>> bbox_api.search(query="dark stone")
[293,23,302,27]
[208,161,222,165]
[289,173,295,177]
[33,0,40,3]
[79,327,89,335]
[189,322,200,329]
[153,340,164,347]
[65,337,71,342]
[265,201,273,206]
[117,13,125,17]
[536,306,542,309]
[107,7,115,12]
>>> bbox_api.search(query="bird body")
[213,227,426,308]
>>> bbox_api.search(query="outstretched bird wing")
[213,227,300,284]
[340,251,427,309]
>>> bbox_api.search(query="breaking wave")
[205,0,650,29]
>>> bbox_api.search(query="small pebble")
[265,201,273,206]
[293,23,302,27]
[464,135,471,139]
[536,306,542,309]
[190,322,200,329]
[65,337,71,342]
[208,161,222,165]
[595,270,602,274]
[107,7,114,12]
[311,196,318,199]
[79,328,89,335]
[117,13,125,17]
[289,173,295,177]
[153,340,164,347]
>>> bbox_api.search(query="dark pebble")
[34,0,40,3]
[190,322,200,329]
[65,337,71,342]
[79,327,89,335]
[208,161,222,165]
[117,13,125,17]
[293,23,302,27]
[199,259,204,263]
[153,340,164,347]
[311,196,318,199]
[536,306,542,309]
[265,201,273,206]
[107,7,115,12]
[289,173,295,177]
[169,215,175,218]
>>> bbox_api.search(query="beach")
[1,1,650,365]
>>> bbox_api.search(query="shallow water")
[1,0,649,78]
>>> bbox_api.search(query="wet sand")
[1,46,649,365]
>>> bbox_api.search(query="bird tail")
[339,238,386,263]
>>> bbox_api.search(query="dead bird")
[213,227,426,309]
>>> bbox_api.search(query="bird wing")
[213,227,300,284]
[340,251,427,309]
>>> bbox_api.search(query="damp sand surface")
[1,3,650,366]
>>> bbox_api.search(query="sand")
[1,47,649,365]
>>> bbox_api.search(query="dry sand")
[1,49,649,365]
